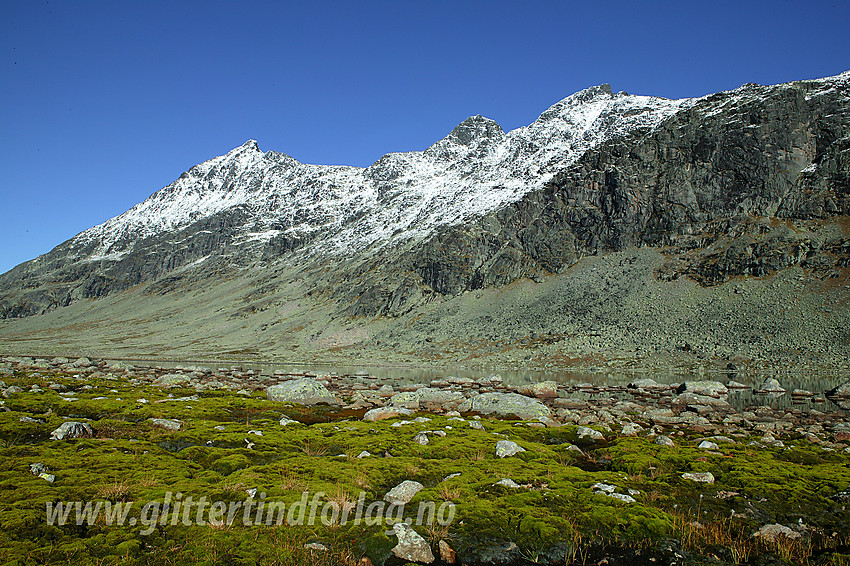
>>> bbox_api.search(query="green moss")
[0,370,848,564]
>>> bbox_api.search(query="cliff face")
[357,74,849,313]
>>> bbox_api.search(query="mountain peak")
[446,115,505,146]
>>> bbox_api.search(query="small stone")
[753,523,801,542]
[19,416,44,423]
[655,435,675,447]
[628,378,668,390]
[757,378,786,395]
[495,478,521,488]
[599,492,636,503]
[439,540,457,564]
[577,426,605,442]
[279,417,299,426]
[621,423,642,436]
[2,386,23,398]
[698,440,719,450]
[592,482,616,493]
[682,472,715,483]
[305,542,328,551]
[149,418,182,431]
[495,440,525,458]
[356,451,372,458]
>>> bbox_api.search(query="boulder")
[363,407,413,422]
[518,381,558,398]
[495,440,525,458]
[50,421,93,440]
[149,418,182,431]
[577,426,605,442]
[266,379,340,406]
[460,392,551,420]
[627,378,668,390]
[154,374,190,387]
[384,480,424,505]
[676,381,728,396]
[392,522,434,563]
[682,472,715,483]
[753,523,801,542]
[756,378,785,394]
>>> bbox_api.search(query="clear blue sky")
[1,0,848,274]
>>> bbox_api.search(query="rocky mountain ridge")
[1,72,848,371]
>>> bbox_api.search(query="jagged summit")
[4,71,849,322]
[64,83,690,264]
[445,115,505,146]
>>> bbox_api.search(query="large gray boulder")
[387,387,467,411]
[495,440,526,458]
[154,373,190,387]
[460,392,551,420]
[50,421,93,440]
[266,379,340,406]
[384,480,424,505]
[392,522,434,563]
[363,407,413,421]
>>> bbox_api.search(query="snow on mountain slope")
[73,84,694,262]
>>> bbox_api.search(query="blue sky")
[1,0,848,274]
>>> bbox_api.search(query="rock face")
[461,392,551,420]
[266,379,340,406]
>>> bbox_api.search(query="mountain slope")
[0,84,689,318]
[1,72,848,371]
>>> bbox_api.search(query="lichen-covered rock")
[50,421,93,440]
[460,392,551,420]
[154,373,189,387]
[577,426,605,442]
[495,440,525,458]
[266,379,340,406]
[384,480,424,505]
[149,418,182,431]
[682,472,715,483]
[391,522,434,563]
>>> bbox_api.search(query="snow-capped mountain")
[2,71,848,327]
[71,84,692,262]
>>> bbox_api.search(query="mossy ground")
[1,369,849,565]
